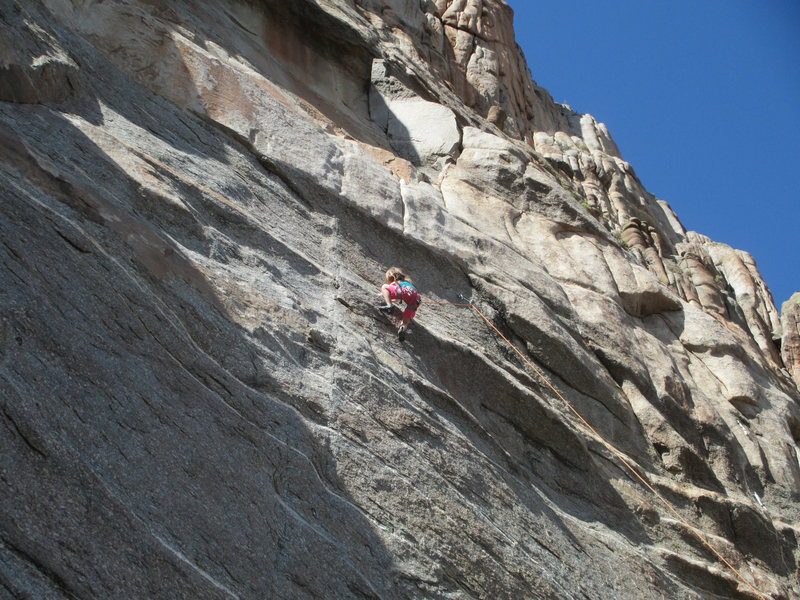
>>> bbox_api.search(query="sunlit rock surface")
[783,294,800,389]
[1,1,798,599]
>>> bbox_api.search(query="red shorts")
[385,282,421,321]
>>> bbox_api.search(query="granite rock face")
[1,1,799,599]
[782,294,800,388]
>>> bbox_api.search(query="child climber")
[378,267,421,341]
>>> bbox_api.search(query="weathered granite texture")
[783,294,800,388]
[1,1,798,599]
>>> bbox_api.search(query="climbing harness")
[424,294,770,600]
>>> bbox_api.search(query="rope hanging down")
[426,296,769,600]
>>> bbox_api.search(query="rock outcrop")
[1,1,798,599]
[783,293,800,387]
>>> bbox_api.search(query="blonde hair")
[385,267,411,285]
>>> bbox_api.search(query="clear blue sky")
[506,1,799,309]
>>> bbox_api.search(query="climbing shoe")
[378,305,393,313]
[398,325,407,341]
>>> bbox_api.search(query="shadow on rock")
[0,73,399,600]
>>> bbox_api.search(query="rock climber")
[378,267,421,341]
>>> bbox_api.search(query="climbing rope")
[425,297,769,600]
